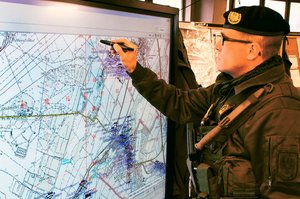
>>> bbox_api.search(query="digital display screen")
[0,0,176,198]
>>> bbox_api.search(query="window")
[234,0,259,7]
[153,0,182,19]
[153,0,181,9]
[265,0,285,18]
[229,0,300,33]
[290,2,300,32]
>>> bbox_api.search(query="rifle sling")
[194,85,267,151]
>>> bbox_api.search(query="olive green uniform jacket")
[129,55,300,198]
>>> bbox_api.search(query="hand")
[111,38,137,73]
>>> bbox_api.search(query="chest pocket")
[261,136,300,195]
[219,156,260,197]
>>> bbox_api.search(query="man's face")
[215,29,254,78]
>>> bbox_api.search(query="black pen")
[100,40,134,51]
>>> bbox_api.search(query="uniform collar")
[214,55,285,96]
[234,57,286,94]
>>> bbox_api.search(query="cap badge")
[228,11,242,24]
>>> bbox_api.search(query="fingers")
[112,38,137,51]
[111,38,137,73]
[112,43,125,57]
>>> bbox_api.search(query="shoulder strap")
[193,82,300,155]
[187,85,266,197]
[225,83,300,137]
[194,83,274,151]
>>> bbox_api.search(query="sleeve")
[129,63,214,124]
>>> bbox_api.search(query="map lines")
[0,31,169,199]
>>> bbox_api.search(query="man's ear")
[247,43,262,60]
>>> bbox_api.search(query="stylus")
[100,40,134,51]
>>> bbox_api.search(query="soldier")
[112,6,300,199]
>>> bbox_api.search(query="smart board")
[0,0,178,198]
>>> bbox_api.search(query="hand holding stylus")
[100,40,134,52]
[111,39,137,73]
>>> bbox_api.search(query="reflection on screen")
[0,0,171,198]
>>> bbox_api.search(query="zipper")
[268,137,272,189]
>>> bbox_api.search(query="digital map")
[0,32,170,199]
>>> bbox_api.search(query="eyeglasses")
[221,33,252,46]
